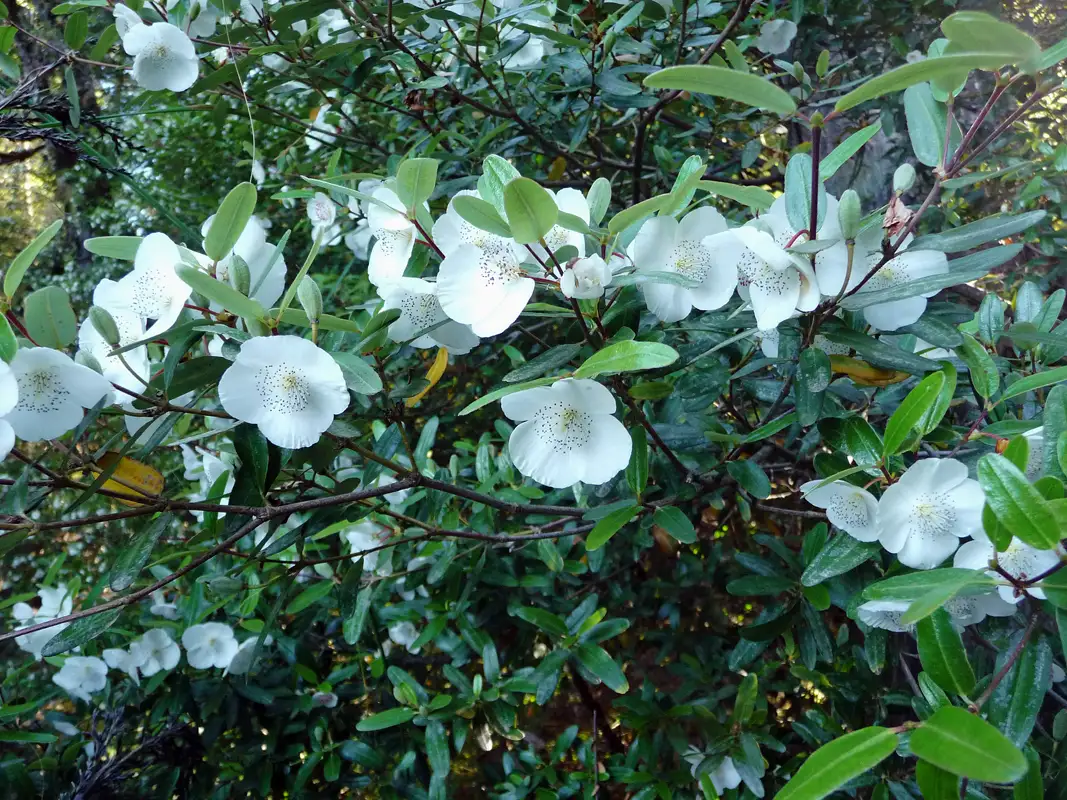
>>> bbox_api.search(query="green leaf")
[356,707,416,731]
[587,177,611,225]
[883,372,945,456]
[286,580,333,615]
[536,538,564,572]
[956,333,999,399]
[503,344,580,383]
[989,635,1053,747]
[801,535,881,587]
[978,454,1059,549]
[785,153,826,233]
[696,180,776,211]
[910,211,1045,253]
[776,727,899,800]
[863,568,996,602]
[204,183,257,262]
[573,643,629,693]
[109,514,173,592]
[23,286,77,348]
[916,608,975,697]
[626,426,648,500]
[64,11,88,49]
[512,607,569,637]
[607,193,670,235]
[910,706,1028,784]
[643,64,797,115]
[835,53,1027,112]
[41,609,121,657]
[503,177,558,244]
[941,11,1041,68]
[652,506,696,544]
[574,340,678,378]
[396,158,438,210]
[918,362,957,435]
[1042,385,1067,482]
[175,263,266,321]
[904,82,952,168]
[0,731,58,744]
[0,315,16,362]
[822,328,938,374]
[451,194,512,238]
[727,460,771,499]
[916,761,959,800]
[660,155,705,217]
[83,235,142,260]
[332,352,384,395]
[796,347,831,426]
[425,721,450,776]
[999,365,1067,403]
[585,503,640,551]
[342,586,374,645]
[4,219,63,298]
[458,376,560,416]
[1014,748,1043,800]
[818,122,882,180]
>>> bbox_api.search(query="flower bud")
[228,255,251,296]
[297,276,323,323]
[893,164,917,193]
[88,306,121,347]
[75,350,103,373]
[837,190,862,241]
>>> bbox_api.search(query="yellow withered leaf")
[547,156,567,182]
[405,347,449,408]
[94,452,164,505]
[829,355,909,387]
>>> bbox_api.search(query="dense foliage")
[2,0,1067,798]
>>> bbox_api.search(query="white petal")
[864,297,928,332]
[629,216,677,272]
[677,206,728,241]
[500,386,556,421]
[509,419,583,488]
[577,415,632,485]
[641,283,692,323]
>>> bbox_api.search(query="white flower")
[878,458,984,570]
[218,335,349,449]
[103,643,148,685]
[848,246,949,331]
[199,215,287,309]
[12,585,73,660]
[308,192,338,233]
[366,187,416,286]
[560,254,612,300]
[379,278,480,354]
[182,622,238,669]
[626,208,737,323]
[122,23,200,93]
[306,103,341,152]
[755,19,797,54]
[95,232,192,339]
[433,200,533,333]
[312,691,339,708]
[500,27,554,70]
[3,348,111,441]
[149,590,180,620]
[954,530,1062,604]
[316,9,355,43]
[250,160,266,186]
[166,0,218,38]
[528,188,589,260]
[734,225,820,330]
[138,628,181,676]
[1022,426,1044,481]
[711,757,744,795]
[759,194,851,297]
[113,4,143,37]
[341,520,384,572]
[388,621,420,653]
[0,359,17,460]
[53,657,108,703]
[225,634,272,676]
[943,592,1017,626]
[53,721,80,737]
[345,219,373,261]
[857,600,912,632]
[800,480,879,542]
[78,285,149,403]
[501,378,631,488]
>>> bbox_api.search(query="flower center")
[533,402,593,453]
[668,240,710,282]
[17,368,67,413]
[910,493,955,535]
[257,367,312,414]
